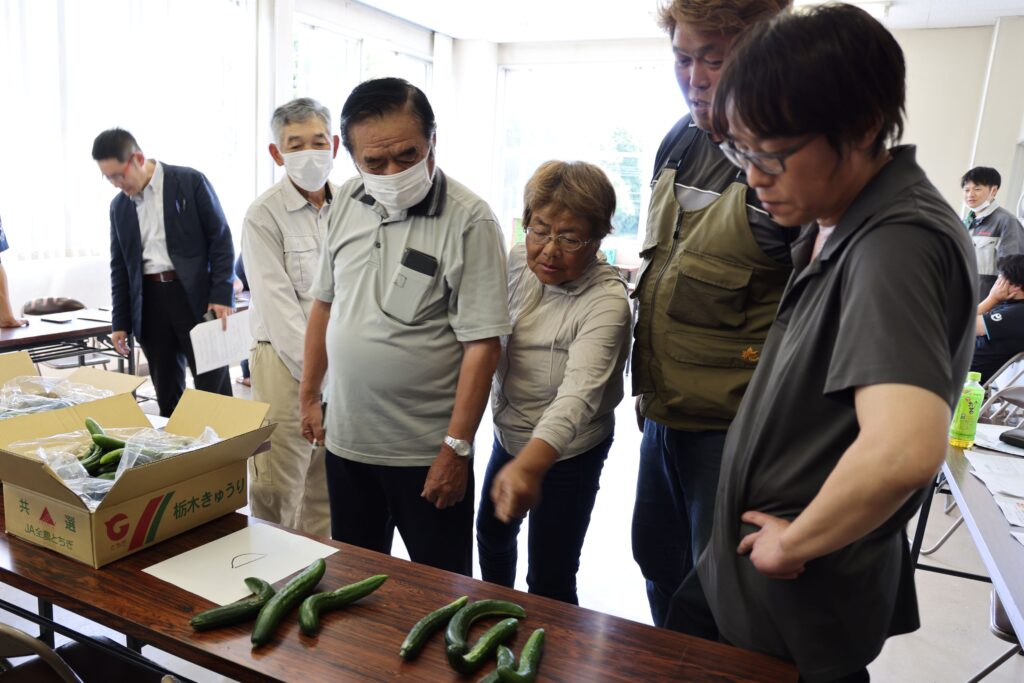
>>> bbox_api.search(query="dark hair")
[711,4,905,158]
[339,78,436,152]
[91,128,139,162]
[999,255,1024,288]
[523,161,617,242]
[961,166,1002,189]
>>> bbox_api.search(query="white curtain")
[0,0,257,261]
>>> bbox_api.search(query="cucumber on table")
[447,617,519,674]
[190,578,276,631]
[445,599,526,656]
[497,628,545,683]
[251,558,326,646]
[298,574,388,636]
[399,595,469,660]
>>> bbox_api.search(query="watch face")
[446,436,472,457]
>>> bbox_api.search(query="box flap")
[98,423,276,508]
[0,393,147,447]
[0,454,89,509]
[165,389,270,438]
[0,352,39,384]
[66,367,146,395]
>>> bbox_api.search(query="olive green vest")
[632,165,792,431]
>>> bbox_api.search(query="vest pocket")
[667,250,752,328]
[659,331,762,420]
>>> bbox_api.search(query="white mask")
[359,153,435,213]
[282,149,333,193]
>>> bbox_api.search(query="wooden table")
[942,447,1024,639]
[0,500,797,682]
[0,313,131,374]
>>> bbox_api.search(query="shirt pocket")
[972,235,999,277]
[667,250,752,329]
[282,234,320,293]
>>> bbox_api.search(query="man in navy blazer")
[93,128,235,416]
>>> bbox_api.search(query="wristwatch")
[444,435,474,458]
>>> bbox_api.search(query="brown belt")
[143,270,177,282]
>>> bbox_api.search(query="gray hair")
[270,98,332,146]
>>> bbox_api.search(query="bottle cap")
[967,371,982,382]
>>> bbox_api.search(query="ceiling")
[356,0,1024,43]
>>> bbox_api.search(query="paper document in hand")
[142,524,338,605]
[189,310,251,375]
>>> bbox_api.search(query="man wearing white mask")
[241,97,337,535]
[299,78,510,574]
[962,166,1024,299]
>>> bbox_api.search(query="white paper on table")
[965,449,1024,497]
[1012,530,1024,549]
[189,310,251,375]
[992,494,1024,528]
[142,525,338,605]
[971,423,1024,457]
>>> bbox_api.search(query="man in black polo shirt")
[973,255,1024,382]
[667,6,977,682]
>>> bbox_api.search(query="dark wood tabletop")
[944,447,1024,639]
[0,315,111,350]
[0,498,797,682]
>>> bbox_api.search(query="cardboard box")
[0,389,273,567]
[0,350,144,400]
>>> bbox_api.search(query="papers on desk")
[965,447,1024,533]
[189,310,251,375]
[142,525,338,605]
[972,423,1024,457]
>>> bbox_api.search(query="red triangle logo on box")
[40,507,55,526]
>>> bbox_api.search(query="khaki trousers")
[248,342,330,536]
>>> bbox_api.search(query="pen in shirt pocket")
[175,198,187,214]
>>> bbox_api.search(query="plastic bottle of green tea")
[949,371,985,449]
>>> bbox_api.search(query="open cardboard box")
[0,390,273,567]
[0,350,144,403]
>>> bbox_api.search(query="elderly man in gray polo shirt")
[300,78,510,574]
[241,97,337,536]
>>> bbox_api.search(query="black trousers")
[324,451,474,576]
[139,279,232,417]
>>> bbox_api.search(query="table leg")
[909,474,937,565]
[37,598,54,647]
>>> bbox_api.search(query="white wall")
[893,25,992,210]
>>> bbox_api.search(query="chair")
[0,622,179,683]
[966,590,1023,682]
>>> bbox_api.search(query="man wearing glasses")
[630,0,793,629]
[92,128,235,416]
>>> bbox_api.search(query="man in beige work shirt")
[241,98,338,535]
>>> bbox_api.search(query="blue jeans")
[631,420,725,627]
[476,434,611,605]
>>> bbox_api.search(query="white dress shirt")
[132,161,174,274]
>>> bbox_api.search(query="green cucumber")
[79,443,101,461]
[497,628,545,683]
[99,448,124,466]
[447,617,519,674]
[478,645,516,683]
[84,418,105,436]
[251,558,326,646]
[399,595,469,660]
[97,472,116,480]
[190,578,276,631]
[91,434,126,451]
[298,574,388,636]
[445,599,526,656]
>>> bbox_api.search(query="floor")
[1,363,1022,681]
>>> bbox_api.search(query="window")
[497,63,683,255]
[291,17,432,185]
[0,0,257,260]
